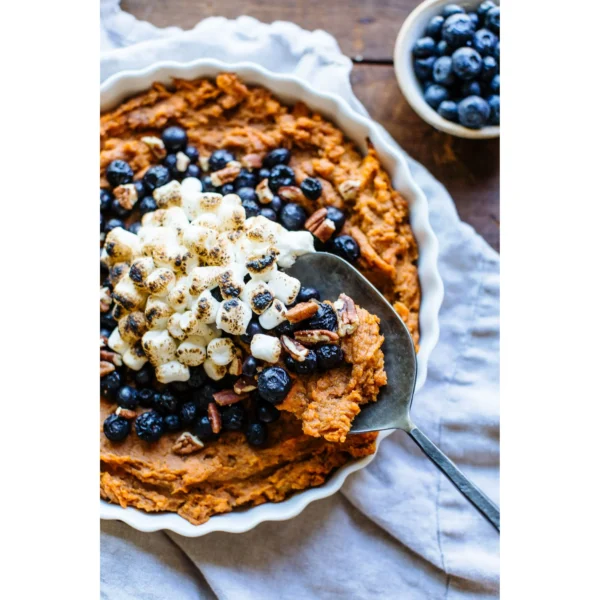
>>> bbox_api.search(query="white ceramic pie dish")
[100,59,444,536]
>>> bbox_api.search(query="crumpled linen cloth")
[100,3,500,598]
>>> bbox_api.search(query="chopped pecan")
[172,432,205,455]
[210,161,242,187]
[285,300,320,323]
[338,179,361,200]
[294,329,340,345]
[213,389,249,406]
[281,335,309,361]
[304,207,336,243]
[277,186,304,202]
[113,184,138,210]
[100,335,108,348]
[115,407,137,420]
[241,153,263,169]
[101,349,122,367]
[207,402,222,434]
[100,287,112,313]
[228,348,243,376]
[333,293,360,337]
[100,361,115,378]
[256,178,274,204]
[141,136,167,160]
[233,376,258,395]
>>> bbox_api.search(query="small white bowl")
[100,59,444,536]
[394,0,500,139]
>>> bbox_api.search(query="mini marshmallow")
[188,266,223,295]
[129,257,155,289]
[123,343,148,371]
[118,311,148,344]
[108,328,130,356]
[258,299,287,330]
[241,280,274,315]
[216,194,246,231]
[186,325,221,348]
[246,247,279,281]
[176,339,207,367]
[176,151,191,173]
[250,334,282,363]
[181,177,203,193]
[155,360,190,383]
[197,193,223,212]
[218,266,246,300]
[112,275,147,312]
[144,268,176,297]
[167,312,186,340]
[206,337,236,366]
[182,225,218,257]
[276,231,315,268]
[153,180,182,208]
[267,270,301,306]
[167,277,191,312]
[203,357,228,381]
[141,329,177,366]
[103,227,141,264]
[190,212,220,230]
[145,296,174,329]
[216,299,253,336]
[191,291,220,324]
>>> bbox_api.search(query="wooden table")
[122,0,500,251]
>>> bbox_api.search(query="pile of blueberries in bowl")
[412,1,500,129]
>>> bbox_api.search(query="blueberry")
[432,56,455,86]
[268,164,295,193]
[153,391,179,415]
[414,56,436,81]
[221,404,246,431]
[241,319,265,344]
[162,414,181,433]
[100,189,112,213]
[442,14,475,48]
[171,381,190,397]
[468,12,480,27]
[412,37,437,58]
[437,40,450,56]
[142,165,170,192]
[284,355,297,373]
[331,235,361,263]
[426,15,445,39]
[100,327,111,339]
[442,4,465,18]
[128,222,141,235]
[305,302,338,332]
[184,146,199,163]
[138,388,154,408]
[457,96,490,129]
[162,126,188,152]
[237,186,258,203]
[194,414,218,441]
[101,371,121,400]
[295,349,318,374]
[193,383,219,411]
[452,47,482,80]
[103,414,131,442]
[241,197,261,218]
[106,160,134,187]
[246,421,268,446]
[138,196,158,215]
[280,203,307,231]
[472,29,498,56]
[180,401,199,426]
[257,366,292,405]
[268,196,283,215]
[135,410,165,442]
[117,385,138,410]
[297,286,321,303]
[258,167,271,180]
[485,6,500,34]
[260,207,277,222]
[100,314,118,332]
[185,164,201,179]
[221,183,235,195]
[480,55,498,82]
[242,356,258,377]
[234,169,258,189]
[438,100,459,122]
[274,320,295,335]
[424,84,449,109]
[300,177,322,201]
[326,206,346,233]
[201,174,216,193]
[493,40,500,62]
[110,197,129,218]
[187,366,207,389]
[209,149,235,171]
[134,180,146,198]
[477,1,497,19]
[317,344,343,370]
[263,148,291,168]
[461,81,481,97]
[164,153,178,171]
[489,73,500,94]
[257,400,280,424]
[100,213,105,233]
[487,95,500,125]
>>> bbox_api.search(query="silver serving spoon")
[288,253,500,532]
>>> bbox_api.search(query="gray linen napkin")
[100,4,500,598]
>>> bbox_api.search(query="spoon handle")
[409,426,500,532]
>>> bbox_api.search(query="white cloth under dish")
[100,3,500,598]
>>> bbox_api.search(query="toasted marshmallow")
[129,257,155,289]
[167,312,186,340]
[191,291,220,324]
[176,339,207,367]
[258,299,287,330]
[167,277,191,312]
[267,270,301,306]
[218,266,245,300]
[216,299,253,336]
[206,337,235,366]
[181,177,202,193]
[276,231,315,268]
[141,329,177,366]
[103,227,141,265]
[190,212,220,230]
[217,194,246,231]
[182,225,218,257]
[144,268,176,297]
[118,311,148,344]
[186,325,221,348]
[203,357,228,381]
[250,334,282,363]
[155,360,190,383]
[108,328,130,356]
[176,151,191,173]
[112,275,147,311]
[188,266,223,295]
[145,296,174,329]
[123,342,148,371]
[241,280,274,315]
[153,180,182,208]
[246,247,279,281]
[197,192,223,212]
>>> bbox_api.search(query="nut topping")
[294,329,340,345]
[115,407,137,420]
[233,376,258,395]
[207,402,222,434]
[141,136,167,160]
[281,335,310,361]
[304,208,336,243]
[256,179,274,204]
[285,300,320,323]
[172,432,205,455]
[100,361,115,378]
[277,186,304,202]
[100,349,122,367]
[210,161,242,187]
[241,153,263,169]
[338,179,361,200]
[228,348,243,376]
[113,184,139,210]
[333,293,360,337]
[213,389,250,406]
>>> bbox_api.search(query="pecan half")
[210,161,242,187]
[100,361,115,377]
[277,186,304,202]
[233,376,258,395]
[285,300,320,323]
[338,179,361,200]
[172,432,205,455]
[228,348,243,376]
[333,293,360,337]
[241,153,263,170]
[281,335,309,361]
[100,287,112,313]
[294,329,340,345]
[141,136,167,160]
[207,402,222,434]
[213,389,249,406]
[115,407,137,420]
[101,349,122,367]
[304,208,336,243]
[256,178,274,204]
